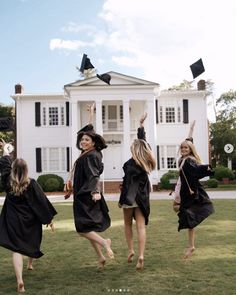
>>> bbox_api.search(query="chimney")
[197,80,206,90]
[15,84,23,94]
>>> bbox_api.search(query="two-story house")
[11,72,209,191]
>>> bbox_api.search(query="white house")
[11,72,209,191]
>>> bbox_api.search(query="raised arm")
[137,112,147,140]
[86,102,95,125]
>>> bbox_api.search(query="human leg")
[79,231,114,259]
[123,208,135,262]
[89,240,106,269]
[134,207,146,270]
[184,228,195,259]
[27,257,33,270]
[12,252,25,293]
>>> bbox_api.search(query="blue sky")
[1,0,236,117]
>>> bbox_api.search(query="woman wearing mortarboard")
[175,121,214,259]
[66,103,114,269]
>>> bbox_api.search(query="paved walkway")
[0,190,236,205]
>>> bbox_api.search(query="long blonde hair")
[179,140,201,165]
[10,158,30,196]
[130,139,156,173]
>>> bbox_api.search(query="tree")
[210,90,236,168]
[0,104,15,149]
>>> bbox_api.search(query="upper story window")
[159,100,182,124]
[102,104,123,131]
[42,103,65,127]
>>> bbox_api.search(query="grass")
[0,200,236,295]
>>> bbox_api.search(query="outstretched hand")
[140,112,147,126]
[46,221,55,232]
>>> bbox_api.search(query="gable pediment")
[64,71,159,88]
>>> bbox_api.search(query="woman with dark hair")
[0,140,57,293]
[68,103,114,269]
[119,113,156,270]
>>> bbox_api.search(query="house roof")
[64,71,160,88]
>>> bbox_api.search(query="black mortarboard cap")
[0,117,14,131]
[76,124,107,151]
[79,54,95,73]
[190,58,205,79]
[97,73,111,85]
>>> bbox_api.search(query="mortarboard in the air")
[79,54,95,73]
[97,73,111,85]
[190,58,205,79]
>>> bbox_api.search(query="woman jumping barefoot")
[119,113,156,270]
[68,103,114,269]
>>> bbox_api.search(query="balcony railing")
[103,119,138,132]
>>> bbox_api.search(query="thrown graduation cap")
[79,54,95,73]
[97,73,111,85]
[190,58,205,79]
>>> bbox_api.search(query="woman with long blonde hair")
[0,140,57,293]
[177,138,214,259]
[119,113,156,270]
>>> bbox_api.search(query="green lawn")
[0,200,235,295]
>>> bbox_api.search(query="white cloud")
[49,38,89,50]
[99,0,236,95]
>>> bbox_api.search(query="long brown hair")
[130,139,156,173]
[10,158,30,196]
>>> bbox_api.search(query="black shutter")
[156,145,160,170]
[155,99,158,124]
[183,99,189,123]
[35,102,41,126]
[66,147,70,172]
[66,101,70,126]
[36,148,42,172]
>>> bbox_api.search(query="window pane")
[108,106,117,119]
[49,148,59,170]
[49,107,58,125]
[61,106,65,125]
[166,107,175,123]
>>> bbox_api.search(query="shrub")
[214,166,235,181]
[44,178,60,192]
[37,174,64,192]
[206,178,218,188]
[160,170,179,190]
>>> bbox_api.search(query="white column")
[71,101,80,164]
[146,98,158,181]
[95,100,103,135]
[122,99,131,163]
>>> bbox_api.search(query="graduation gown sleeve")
[25,179,57,224]
[0,155,12,191]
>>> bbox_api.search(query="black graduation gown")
[0,156,57,258]
[73,149,110,233]
[119,127,151,225]
[177,157,214,231]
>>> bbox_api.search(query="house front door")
[103,145,123,179]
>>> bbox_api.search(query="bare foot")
[136,257,144,271]
[183,247,195,259]
[27,263,33,270]
[17,282,25,293]
[104,239,114,259]
[98,256,106,270]
[127,252,135,263]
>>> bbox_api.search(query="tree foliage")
[210,90,236,168]
[0,104,15,148]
